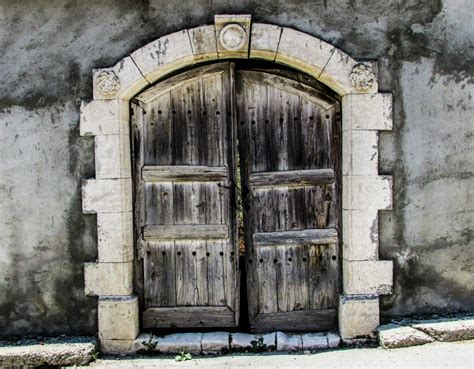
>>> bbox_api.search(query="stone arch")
[80,15,394,353]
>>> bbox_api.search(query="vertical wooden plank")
[253,189,274,232]
[207,240,225,306]
[256,246,277,314]
[273,187,289,232]
[144,242,176,307]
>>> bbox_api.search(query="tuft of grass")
[175,349,192,362]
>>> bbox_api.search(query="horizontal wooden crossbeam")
[253,228,338,246]
[249,169,335,188]
[142,166,228,182]
[143,224,229,240]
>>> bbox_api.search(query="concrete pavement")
[86,340,474,369]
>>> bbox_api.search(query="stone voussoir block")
[339,295,380,339]
[342,93,393,131]
[201,332,230,354]
[97,212,133,263]
[276,27,335,79]
[321,54,377,96]
[250,23,282,61]
[94,134,131,179]
[84,261,133,296]
[342,209,379,261]
[80,100,129,137]
[378,323,434,349]
[343,260,393,295]
[130,29,195,83]
[98,296,139,340]
[93,57,147,100]
[342,130,379,176]
[276,332,302,351]
[189,25,218,62]
[343,175,393,210]
[82,178,132,214]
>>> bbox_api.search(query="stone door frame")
[80,15,394,353]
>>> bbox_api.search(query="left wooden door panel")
[131,63,239,328]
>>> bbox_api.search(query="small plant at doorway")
[142,334,157,351]
[175,349,193,362]
[250,337,267,353]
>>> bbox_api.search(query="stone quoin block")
[94,135,131,179]
[343,175,393,210]
[80,100,129,137]
[98,296,139,340]
[100,339,141,355]
[130,30,195,84]
[215,14,251,59]
[84,261,133,296]
[342,209,379,261]
[339,295,380,339]
[342,130,379,176]
[250,23,282,61]
[342,93,393,131]
[93,57,147,100]
[82,178,132,214]
[189,25,219,61]
[276,28,335,80]
[97,212,133,263]
[343,260,393,295]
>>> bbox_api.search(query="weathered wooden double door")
[132,62,341,332]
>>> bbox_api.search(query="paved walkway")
[87,340,474,369]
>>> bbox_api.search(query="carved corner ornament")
[350,63,375,91]
[96,70,121,97]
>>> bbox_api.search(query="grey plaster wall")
[0,0,472,337]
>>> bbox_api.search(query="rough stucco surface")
[0,0,472,336]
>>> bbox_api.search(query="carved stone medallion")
[219,23,246,51]
[96,71,121,97]
[350,63,375,91]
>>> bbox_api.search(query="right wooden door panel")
[236,69,341,332]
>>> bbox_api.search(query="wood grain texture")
[135,63,239,328]
[237,68,340,332]
[143,306,236,328]
[249,169,335,188]
[142,166,228,182]
[249,309,337,332]
[143,224,229,240]
[253,228,338,246]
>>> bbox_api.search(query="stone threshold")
[102,331,341,355]
[378,315,474,349]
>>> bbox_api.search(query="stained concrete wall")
[0,0,472,337]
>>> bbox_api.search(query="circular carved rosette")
[219,23,246,51]
[96,70,121,97]
[350,63,375,91]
